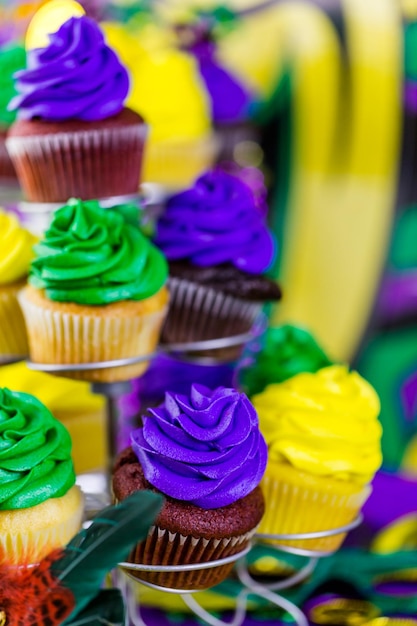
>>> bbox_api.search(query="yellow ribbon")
[268,0,401,361]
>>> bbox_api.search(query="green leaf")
[64,590,124,625]
[52,490,163,619]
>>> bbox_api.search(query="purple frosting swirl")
[190,39,252,124]
[405,80,417,114]
[10,16,129,122]
[154,170,276,273]
[130,384,267,509]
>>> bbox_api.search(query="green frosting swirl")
[239,324,334,397]
[405,22,417,81]
[0,388,75,510]
[0,45,26,128]
[29,199,168,305]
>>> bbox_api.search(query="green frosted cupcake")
[19,199,169,382]
[0,387,83,565]
[239,324,334,397]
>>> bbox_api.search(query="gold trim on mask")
[366,617,417,626]
[309,597,380,625]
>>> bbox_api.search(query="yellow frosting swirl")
[0,211,37,285]
[0,362,104,415]
[102,22,211,142]
[252,365,382,485]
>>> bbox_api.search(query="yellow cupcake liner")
[0,281,28,359]
[125,525,256,591]
[19,286,169,382]
[142,134,219,191]
[0,485,84,566]
[258,463,371,553]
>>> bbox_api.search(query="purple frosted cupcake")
[7,15,147,203]
[113,384,266,590]
[176,23,258,164]
[154,169,281,355]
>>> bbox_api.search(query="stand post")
[91,381,132,477]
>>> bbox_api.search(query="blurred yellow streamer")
[266,0,402,361]
[163,0,402,362]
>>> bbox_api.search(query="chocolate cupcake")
[154,169,281,356]
[113,385,266,591]
[7,14,147,203]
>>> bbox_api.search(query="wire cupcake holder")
[21,316,364,626]
[16,186,167,235]
[113,514,363,626]
[0,355,26,366]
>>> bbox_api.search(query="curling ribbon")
[304,594,381,625]
[304,593,417,626]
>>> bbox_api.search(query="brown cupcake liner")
[162,277,262,360]
[0,282,28,359]
[124,525,256,591]
[17,193,144,237]
[6,124,148,203]
[18,288,168,382]
[0,131,17,183]
[258,473,370,553]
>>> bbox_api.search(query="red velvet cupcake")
[7,15,147,203]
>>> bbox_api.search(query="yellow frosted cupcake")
[103,22,218,190]
[18,198,169,382]
[0,387,84,565]
[252,365,383,553]
[0,361,106,474]
[0,210,37,360]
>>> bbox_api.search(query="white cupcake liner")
[126,525,256,590]
[162,278,262,358]
[6,123,148,203]
[0,283,28,358]
[17,193,144,237]
[19,289,167,382]
[259,473,371,553]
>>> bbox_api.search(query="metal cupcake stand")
[22,325,361,626]
[2,196,362,626]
